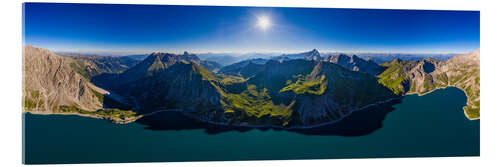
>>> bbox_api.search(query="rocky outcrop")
[23,46,108,113]
[324,54,385,76]
[304,49,322,61]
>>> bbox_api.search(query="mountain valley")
[23,46,481,128]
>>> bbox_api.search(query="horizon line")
[25,45,476,56]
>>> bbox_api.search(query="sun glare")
[257,16,271,30]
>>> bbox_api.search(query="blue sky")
[23,3,480,54]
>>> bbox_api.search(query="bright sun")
[257,16,271,30]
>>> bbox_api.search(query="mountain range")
[355,53,456,64]
[62,54,140,79]
[23,46,480,128]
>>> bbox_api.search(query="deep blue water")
[23,87,479,164]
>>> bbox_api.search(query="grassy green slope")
[69,59,101,80]
[316,62,397,107]
[377,59,413,95]
[280,74,327,95]
[221,85,293,120]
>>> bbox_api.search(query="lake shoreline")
[405,85,479,120]
[23,110,142,124]
[180,97,403,130]
[23,86,479,129]
[23,86,480,164]
[23,96,403,130]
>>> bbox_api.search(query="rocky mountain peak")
[23,46,107,113]
[447,49,479,65]
[324,54,384,76]
[351,54,361,61]
[311,48,319,55]
[305,49,321,61]
[272,49,322,62]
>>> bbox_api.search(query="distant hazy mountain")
[323,54,385,76]
[229,49,385,76]
[204,55,239,66]
[174,52,223,72]
[221,62,265,78]
[198,52,280,66]
[200,60,223,72]
[377,49,480,119]
[196,53,229,60]
[354,53,456,64]
[218,58,268,78]
[124,54,149,61]
[239,52,281,60]
[23,46,107,113]
[63,54,140,79]
[272,49,322,62]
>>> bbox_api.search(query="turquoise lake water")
[23,87,479,164]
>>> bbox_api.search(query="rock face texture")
[377,49,480,119]
[303,49,322,61]
[23,46,107,113]
[324,54,385,76]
